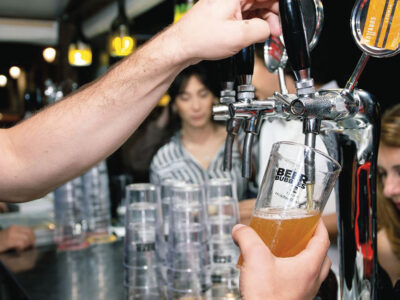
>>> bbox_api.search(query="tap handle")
[235,45,254,79]
[279,0,310,72]
[218,56,236,84]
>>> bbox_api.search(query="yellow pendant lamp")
[109,0,136,57]
[68,20,92,67]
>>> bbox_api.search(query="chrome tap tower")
[213,0,400,298]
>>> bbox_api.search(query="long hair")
[377,103,400,260]
[161,62,219,145]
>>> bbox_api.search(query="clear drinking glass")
[205,178,239,239]
[166,183,212,298]
[124,183,164,297]
[54,179,89,251]
[238,141,341,264]
[82,161,113,244]
[160,179,186,241]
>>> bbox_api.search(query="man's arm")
[0,0,280,202]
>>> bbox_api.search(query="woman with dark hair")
[377,103,400,285]
[150,63,256,200]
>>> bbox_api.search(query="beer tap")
[216,57,241,172]
[235,44,259,179]
[279,0,319,202]
[213,0,400,297]
[214,46,278,178]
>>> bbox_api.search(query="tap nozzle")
[242,114,262,178]
[224,118,242,171]
[303,117,320,209]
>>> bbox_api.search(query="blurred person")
[150,63,257,200]
[377,103,400,286]
[121,104,170,183]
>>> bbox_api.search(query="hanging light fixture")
[68,20,92,67]
[43,47,57,63]
[9,66,21,79]
[0,75,7,87]
[109,0,136,57]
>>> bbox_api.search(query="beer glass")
[239,141,341,263]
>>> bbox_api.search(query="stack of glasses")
[122,179,241,299]
[160,179,187,242]
[124,183,164,299]
[54,161,113,249]
[82,161,113,243]
[206,178,240,299]
[166,183,212,299]
[54,177,89,250]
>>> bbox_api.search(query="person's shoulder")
[150,137,181,168]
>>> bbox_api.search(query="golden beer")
[237,208,320,266]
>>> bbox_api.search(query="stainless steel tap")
[213,0,400,298]
[214,45,278,178]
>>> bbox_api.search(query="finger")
[318,256,332,285]
[236,18,272,44]
[9,233,28,251]
[298,220,330,265]
[232,224,272,260]
[12,231,34,250]
[13,226,35,244]
[244,10,282,36]
[24,228,36,244]
[264,12,282,36]
[241,0,280,14]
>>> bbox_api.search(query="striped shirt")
[150,131,258,200]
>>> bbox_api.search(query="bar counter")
[0,239,125,300]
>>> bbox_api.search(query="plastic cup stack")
[124,183,164,299]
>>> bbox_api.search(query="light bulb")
[9,66,21,79]
[43,47,56,63]
[0,75,7,87]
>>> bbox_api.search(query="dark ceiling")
[0,0,173,69]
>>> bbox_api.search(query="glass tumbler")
[238,141,341,265]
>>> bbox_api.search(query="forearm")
[0,26,188,202]
[0,0,282,202]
